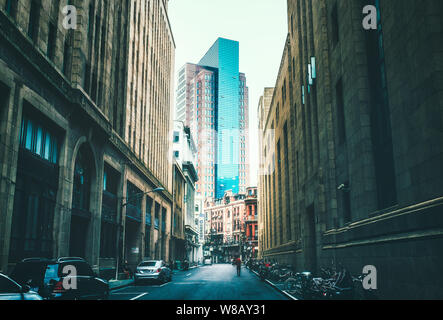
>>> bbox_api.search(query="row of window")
[5,0,72,75]
[19,116,59,164]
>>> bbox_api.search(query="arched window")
[72,146,92,211]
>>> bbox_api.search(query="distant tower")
[175,38,249,200]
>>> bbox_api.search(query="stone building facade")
[257,88,274,259]
[258,0,443,299]
[0,0,175,276]
[170,160,186,263]
[172,121,199,264]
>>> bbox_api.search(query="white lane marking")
[282,290,299,301]
[150,283,169,287]
[186,273,192,277]
[111,286,134,293]
[130,292,149,300]
[112,292,146,295]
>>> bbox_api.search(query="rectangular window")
[44,133,51,160]
[343,182,351,223]
[5,0,17,18]
[50,137,58,163]
[331,4,339,46]
[336,79,346,144]
[154,204,159,229]
[161,209,166,233]
[20,114,59,164]
[103,171,107,191]
[25,119,33,150]
[28,0,41,42]
[47,23,56,60]
[282,79,286,103]
[36,126,43,156]
[63,38,71,76]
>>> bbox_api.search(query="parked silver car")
[0,273,42,300]
[134,260,172,285]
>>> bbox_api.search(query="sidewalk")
[172,264,200,274]
[249,269,298,300]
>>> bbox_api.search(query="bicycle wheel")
[284,277,297,291]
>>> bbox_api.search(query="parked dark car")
[0,273,42,300]
[10,257,109,300]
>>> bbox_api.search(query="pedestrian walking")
[235,257,242,276]
[122,260,133,279]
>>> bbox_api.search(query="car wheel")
[102,289,109,300]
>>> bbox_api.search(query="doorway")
[69,215,89,257]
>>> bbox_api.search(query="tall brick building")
[0,0,175,275]
[258,0,443,299]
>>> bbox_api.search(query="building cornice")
[265,33,290,131]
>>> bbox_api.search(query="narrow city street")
[0,0,442,305]
[109,264,288,300]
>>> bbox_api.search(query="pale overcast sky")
[168,0,288,186]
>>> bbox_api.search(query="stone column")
[89,148,104,272]
[0,79,22,273]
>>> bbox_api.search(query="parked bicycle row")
[245,259,378,300]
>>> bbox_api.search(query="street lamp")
[115,186,165,280]
[121,187,165,208]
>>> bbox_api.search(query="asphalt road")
[109,264,289,300]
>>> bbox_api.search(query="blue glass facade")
[199,38,240,198]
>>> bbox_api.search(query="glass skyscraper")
[175,38,249,200]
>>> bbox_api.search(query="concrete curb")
[249,269,298,301]
[109,280,134,291]
[109,266,200,291]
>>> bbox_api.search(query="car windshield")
[139,261,158,267]
[44,264,59,280]
[10,262,48,286]
[59,262,94,277]
[0,275,21,294]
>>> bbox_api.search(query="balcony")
[244,215,257,223]
[246,236,258,242]
[221,240,241,248]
